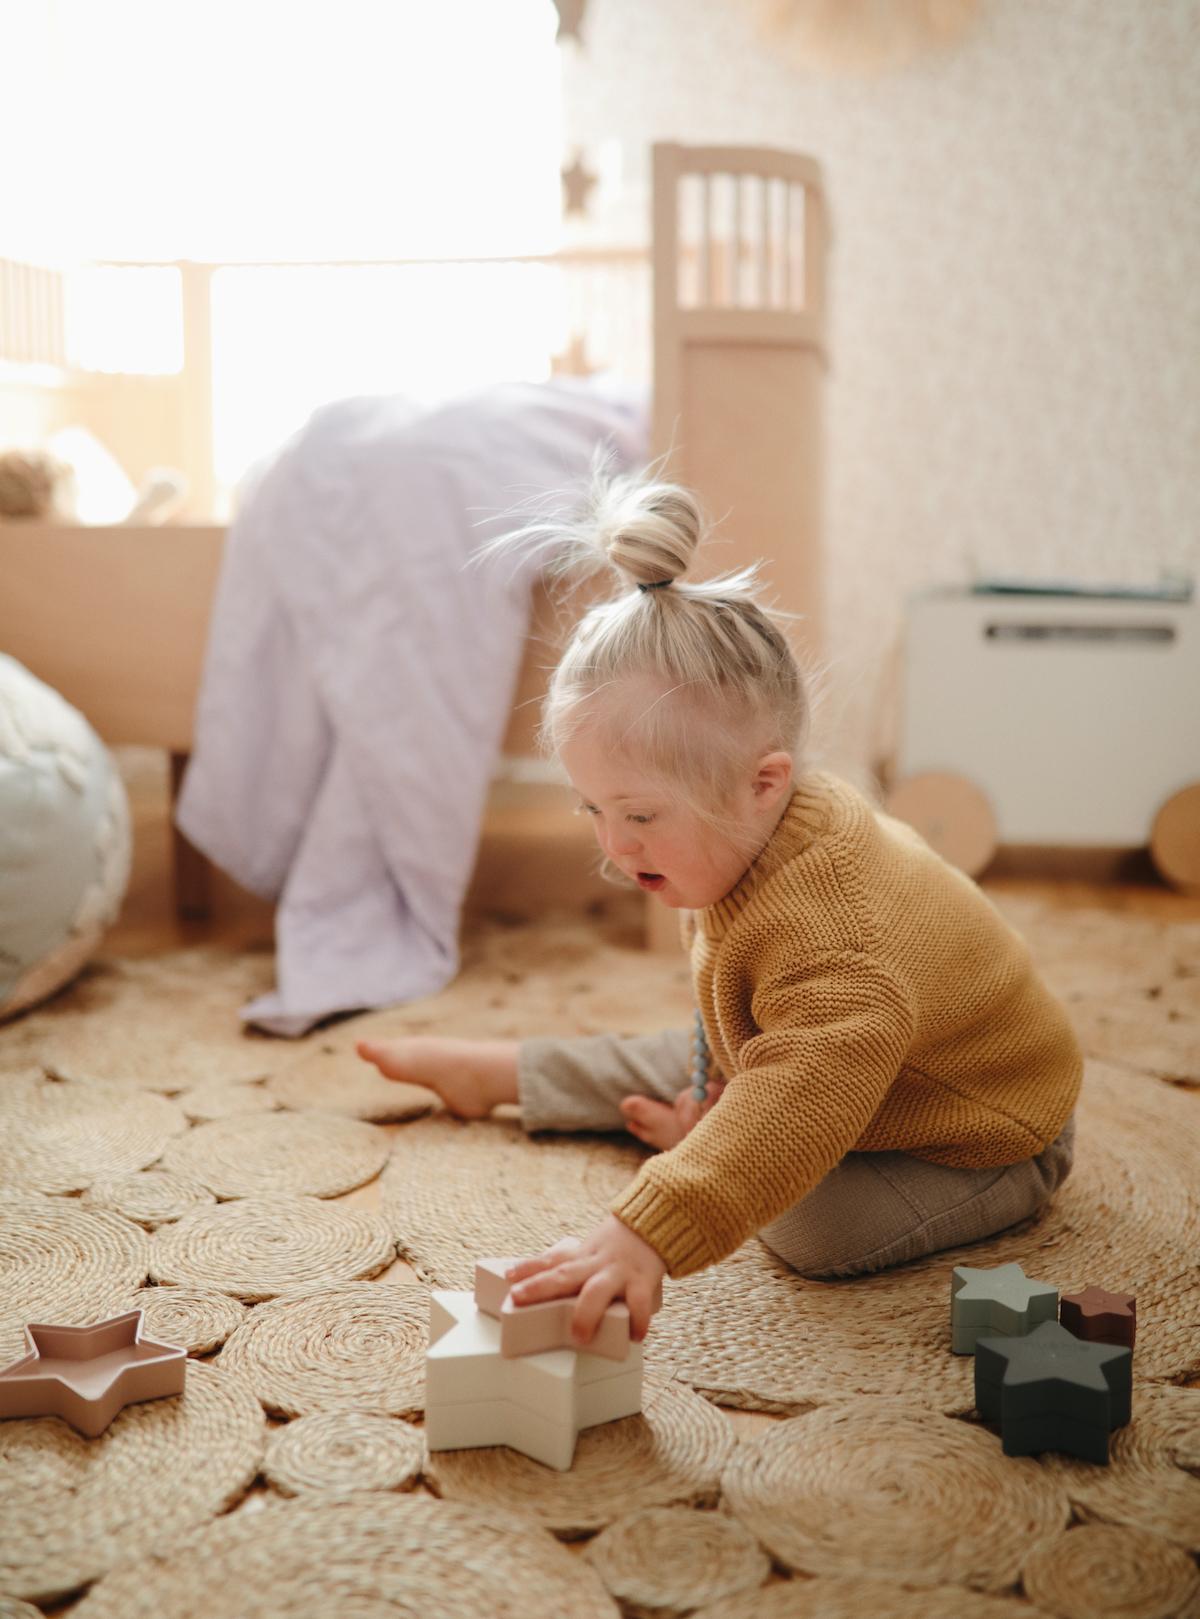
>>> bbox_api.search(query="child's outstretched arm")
[505,1216,668,1347]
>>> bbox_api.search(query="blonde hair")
[480,456,814,873]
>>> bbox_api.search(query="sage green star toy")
[950,1262,1058,1355]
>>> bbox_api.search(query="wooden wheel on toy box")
[1150,783,1200,895]
[884,772,998,877]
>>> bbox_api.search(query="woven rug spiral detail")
[262,1409,424,1497]
[148,1194,396,1300]
[125,1285,247,1354]
[159,1110,390,1198]
[0,1071,187,1194]
[216,1282,431,1417]
[424,1372,735,1538]
[721,1398,1071,1589]
[380,1060,1200,1411]
[582,1504,772,1615]
[1020,1522,1200,1619]
[0,949,278,1088]
[687,1581,1058,1618]
[175,1080,279,1122]
[80,1168,217,1228]
[68,1493,621,1619]
[0,1360,265,1604]
[0,1195,150,1362]
[267,1043,435,1121]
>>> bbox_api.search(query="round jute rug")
[0,1195,150,1364]
[1020,1523,1200,1619]
[690,1579,1057,1619]
[424,1373,735,1539]
[81,1168,217,1228]
[582,1505,771,1616]
[126,1285,246,1354]
[176,1081,279,1123]
[21,949,278,1089]
[263,1409,424,1497]
[383,1062,1200,1411]
[0,1360,265,1604]
[720,1399,1071,1590]
[68,1492,621,1619]
[149,1195,396,1300]
[379,1112,651,1290]
[0,1072,187,1194]
[160,1110,390,1199]
[1037,1383,1200,1550]
[268,1044,435,1122]
[216,1282,430,1417]
[0,1596,46,1619]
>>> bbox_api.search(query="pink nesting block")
[474,1256,663,1362]
[0,1310,187,1438]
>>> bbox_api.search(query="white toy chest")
[887,587,1200,888]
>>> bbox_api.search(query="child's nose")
[610,827,643,858]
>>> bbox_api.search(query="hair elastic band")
[637,579,673,592]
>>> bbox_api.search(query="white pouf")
[0,654,132,1021]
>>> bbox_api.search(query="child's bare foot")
[356,1036,518,1119]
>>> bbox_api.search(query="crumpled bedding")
[176,378,648,1034]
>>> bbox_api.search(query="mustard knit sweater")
[610,772,1083,1278]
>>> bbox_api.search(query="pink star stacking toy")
[0,1310,187,1438]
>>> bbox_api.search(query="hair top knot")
[636,579,673,592]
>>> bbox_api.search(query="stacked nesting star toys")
[425,1256,660,1471]
[951,1263,1137,1464]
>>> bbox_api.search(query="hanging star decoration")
[551,0,588,43]
[0,1310,187,1438]
[561,152,598,217]
[950,1261,1059,1355]
[974,1319,1132,1465]
[1060,1285,1137,1349]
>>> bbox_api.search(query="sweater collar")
[696,771,853,940]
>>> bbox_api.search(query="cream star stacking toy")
[424,1256,659,1470]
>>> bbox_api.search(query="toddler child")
[358,470,1081,1350]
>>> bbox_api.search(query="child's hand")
[505,1216,668,1347]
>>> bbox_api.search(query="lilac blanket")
[176,380,647,1034]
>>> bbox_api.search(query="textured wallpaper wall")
[563,0,1199,774]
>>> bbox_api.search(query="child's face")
[560,725,791,910]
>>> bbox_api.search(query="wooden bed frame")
[0,144,827,950]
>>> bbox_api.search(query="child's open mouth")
[636,872,666,891]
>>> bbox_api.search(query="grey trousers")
[517,1027,1076,1279]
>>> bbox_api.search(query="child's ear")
[754,751,793,801]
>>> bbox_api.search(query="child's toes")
[621,1096,682,1150]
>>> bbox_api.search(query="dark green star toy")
[975,1319,1132,1465]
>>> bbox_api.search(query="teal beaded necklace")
[690,1008,711,1104]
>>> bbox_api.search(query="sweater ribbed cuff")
[610,1175,715,1279]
